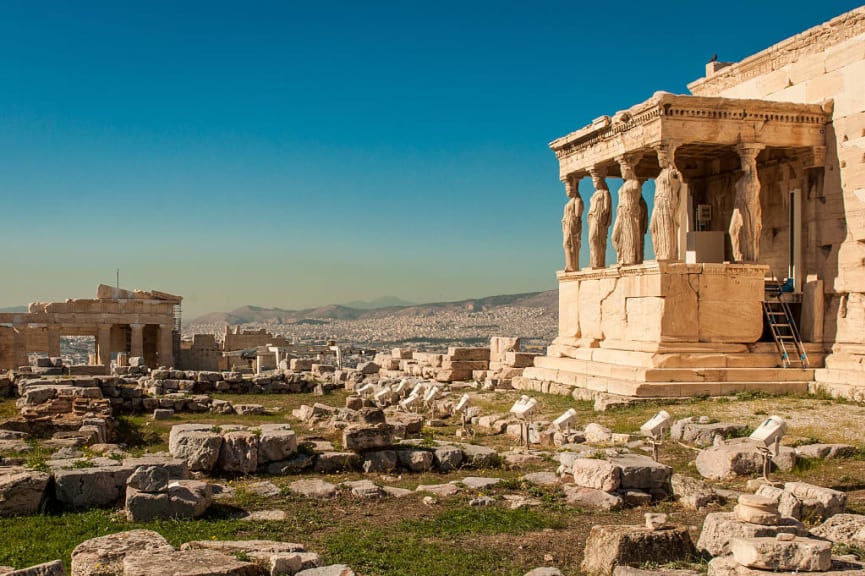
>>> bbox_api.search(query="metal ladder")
[763,280,809,368]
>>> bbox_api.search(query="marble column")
[13,326,28,368]
[46,325,61,358]
[612,153,645,265]
[97,324,112,367]
[158,324,174,368]
[650,142,682,261]
[130,323,144,358]
[729,143,766,263]
[587,166,612,269]
[562,175,584,272]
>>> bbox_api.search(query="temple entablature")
[549,92,830,182]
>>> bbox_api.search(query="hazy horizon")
[1,1,859,317]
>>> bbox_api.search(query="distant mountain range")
[186,290,557,327]
[0,305,27,313]
[342,296,416,309]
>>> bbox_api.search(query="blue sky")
[0,1,860,317]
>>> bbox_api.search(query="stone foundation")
[521,262,821,397]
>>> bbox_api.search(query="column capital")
[588,165,607,180]
[735,143,765,160]
[615,152,642,174]
[652,141,679,167]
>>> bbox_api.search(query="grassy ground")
[2,390,865,575]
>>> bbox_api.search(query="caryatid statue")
[562,175,584,272]
[612,154,644,265]
[587,167,612,268]
[729,144,765,262]
[650,144,682,261]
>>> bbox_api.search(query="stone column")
[612,153,645,265]
[158,324,174,368]
[46,325,61,358]
[729,143,766,263]
[130,323,144,358]
[587,166,612,269]
[562,175,584,272]
[97,324,112,367]
[650,143,682,261]
[13,326,28,368]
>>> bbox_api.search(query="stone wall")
[688,7,865,392]
[178,334,221,371]
[557,262,767,346]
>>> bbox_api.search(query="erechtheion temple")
[0,285,181,371]
[519,7,865,399]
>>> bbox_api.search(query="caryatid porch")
[520,92,833,397]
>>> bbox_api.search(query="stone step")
[542,345,824,370]
[533,356,814,383]
[521,366,809,398]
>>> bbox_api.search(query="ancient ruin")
[0,285,181,372]
[520,7,865,399]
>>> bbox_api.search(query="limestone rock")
[585,423,614,444]
[524,568,563,576]
[755,484,802,519]
[180,540,304,554]
[433,445,463,471]
[269,453,315,475]
[673,421,748,447]
[245,481,281,498]
[233,404,264,416]
[457,476,501,489]
[361,450,397,473]
[342,424,394,451]
[2,561,66,576]
[563,485,623,511]
[295,566,355,576]
[795,444,856,459]
[811,514,865,548]
[416,483,460,497]
[313,452,360,474]
[218,431,258,474]
[396,448,434,472]
[734,494,780,525]
[459,444,499,468]
[670,473,719,510]
[122,549,259,576]
[168,426,223,472]
[695,441,795,479]
[573,458,621,492]
[521,472,560,487]
[696,512,806,557]
[342,480,384,499]
[0,468,50,516]
[613,454,671,490]
[54,466,135,509]
[785,481,847,521]
[125,488,172,522]
[289,478,337,499]
[123,456,189,480]
[730,536,831,571]
[613,568,701,576]
[71,530,174,576]
[707,556,865,576]
[581,525,695,576]
[127,466,169,493]
[168,480,213,518]
[257,425,297,464]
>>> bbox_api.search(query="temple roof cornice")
[550,92,831,180]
